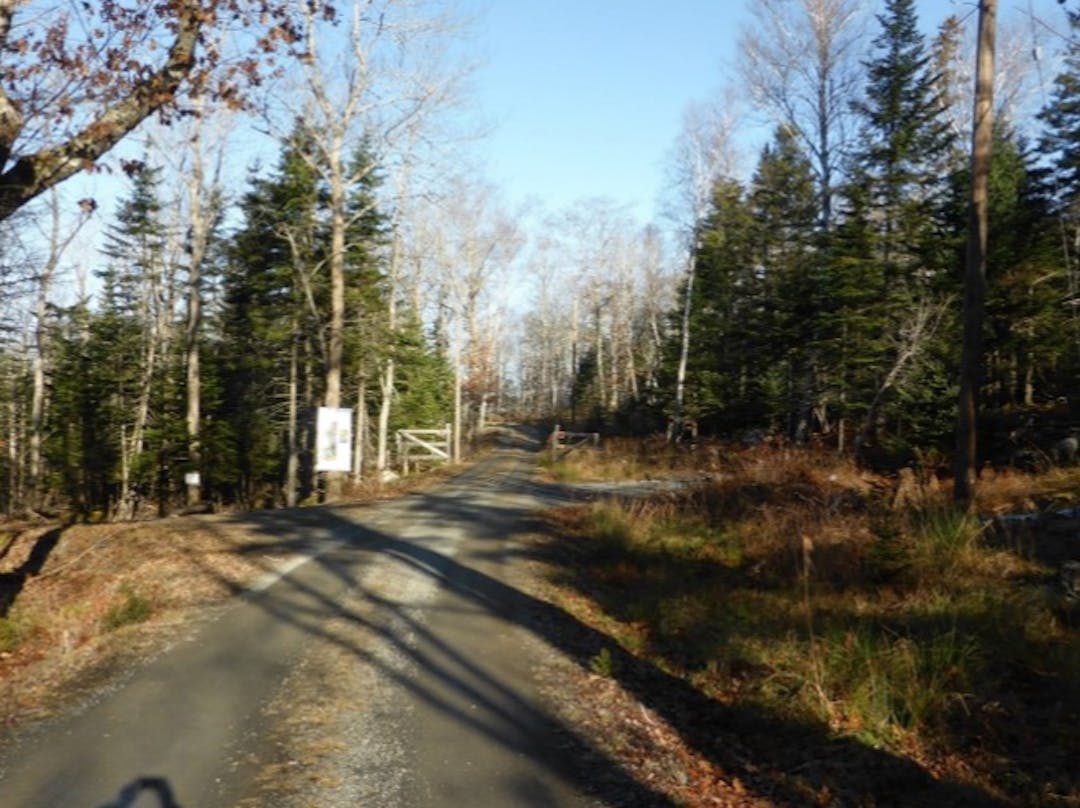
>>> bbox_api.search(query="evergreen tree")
[851,0,958,284]
[46,300,120,516]
[1038,9,1080,219]
[390,312,454,432]
[676,177,758,434]
[1038,7,1080,378]
[835,0,960,456]
[216,130,418,502]
[217,132,324,505]
[95,162,179,517]
[746,126,820,437]
[986,128,1072,409]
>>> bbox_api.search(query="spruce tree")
[839,0,960,456]
[218,135,324,505]
[1038,9,1080,219]
[680,177,757,433]
[1038,7,1080,379]
[852,0,957,283]
[96,161,178,517]
[747,126,820,437]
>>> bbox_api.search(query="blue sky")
[467,0,1065,224]
[472,0,746,220]
[55,0,1069,290]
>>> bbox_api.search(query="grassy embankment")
[0,467,459,728]
[540,437,1080,806]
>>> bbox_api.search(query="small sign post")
[316,407,353,473]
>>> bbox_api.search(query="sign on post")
[316,407,353,472]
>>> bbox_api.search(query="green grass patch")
[544,444,1080,803]
[589,646,617,677]
[0,616,21,652]
[101,585,152,632]
[548,462,583,483]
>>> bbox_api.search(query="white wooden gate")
[396,424,452,474]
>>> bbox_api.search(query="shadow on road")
[193,427,1006,807]
[95,776,181,808]
[0,526,66,619]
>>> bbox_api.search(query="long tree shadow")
[0,526,66,619]
[188,496,673,805]
[195,436,1007,808]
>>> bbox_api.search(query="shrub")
[589,646,616,677]
[102,586,152,632]
[0,617,20,653]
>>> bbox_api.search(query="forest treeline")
[524,0,1080,472]
[1,0,1079,519]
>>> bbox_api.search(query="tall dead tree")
[739,0,867,231]
[285,0,469,499]
[955,0,996,506]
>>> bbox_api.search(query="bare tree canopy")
[0,0,308,221]
[738,0,868,229]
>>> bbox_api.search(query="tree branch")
[0,2,203,221]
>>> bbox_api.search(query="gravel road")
[0,427,666,807]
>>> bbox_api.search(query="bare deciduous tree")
[739,0,868,230]
[666,96,741,442]
[275,0,470,497]
[153,102,230,509]
[0,1,302,221]
[27,189,91,512]
[424,177,522,445]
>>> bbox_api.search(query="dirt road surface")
[0,428,669,808]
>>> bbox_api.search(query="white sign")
[316,407,353,472]
[184,472,201,487]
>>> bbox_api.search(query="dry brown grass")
[0,462,463,730]
[974,464,1080,514]
[0,518,279,726]
[541,440,1080,807]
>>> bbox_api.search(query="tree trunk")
[377,358,395,474]
[324,175,347,500]
[7,364,21,515]
[673,253,696,442]
[181,103,220,509]
[377,228,401,476]
[285,329,300,508]
[453,358,463,462]
[954,0,995,506]
[29,284,47,514]
[353,378,366,484]
[117,314,159,521]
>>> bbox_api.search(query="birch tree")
[739,0,868,231]
[666,96,741,441]
[279,0,468,498]
[423,178,522,444]
[933,11,1042,141]
[152,104,229,509]
[27,189,91,511]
